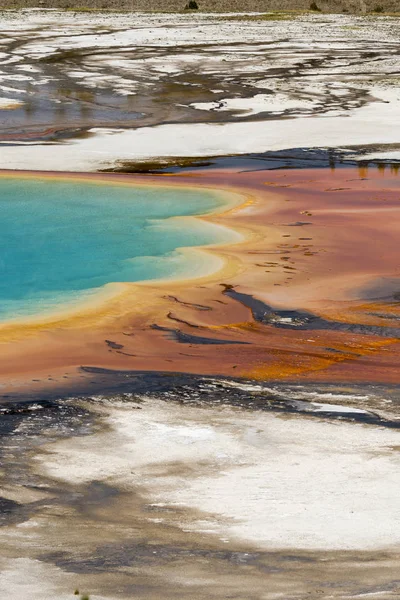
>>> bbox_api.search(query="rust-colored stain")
[0,165,399,394]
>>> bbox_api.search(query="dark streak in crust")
[0,353,400,428]
[167,312,200,328]
[67,368,400,428]
[1,368,399,428]
[220,285,400,338]
[105,339,124,350]
[163,295,212,311]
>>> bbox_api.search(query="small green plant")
[310,1,321,10]
[185,0,199,8]
[373,4,384,11]
[74,591,79,597]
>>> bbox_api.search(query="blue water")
[0,177,234,321]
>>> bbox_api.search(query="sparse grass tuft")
[310,1,321,11]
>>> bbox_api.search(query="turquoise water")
[0,177,236,321]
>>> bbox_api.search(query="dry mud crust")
[1,393,400,600]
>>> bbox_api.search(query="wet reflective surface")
[1,11,400,145]
[1,10,400,600]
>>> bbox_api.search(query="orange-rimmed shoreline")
[0,165,400,398]
[0,169,256,336]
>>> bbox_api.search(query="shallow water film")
[0,177,230,320]
[0,10,400,600]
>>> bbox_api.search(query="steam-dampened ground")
[1,382,400,600]
[1,11,400,168]
[1,10,400,600]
